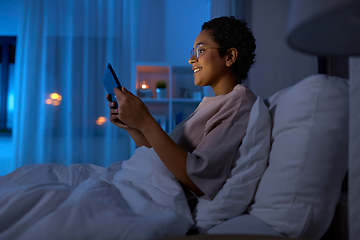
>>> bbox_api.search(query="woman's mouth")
[193,67,202,74]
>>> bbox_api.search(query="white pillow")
[194,96,271,232]
[248,74,349,239]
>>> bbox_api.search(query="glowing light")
[96,116,107,125]
[50,93,60,100]
[141,81,148,89]
[8,94,14,111]
[46,92,62,106]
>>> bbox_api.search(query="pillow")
[248,74,349,239]
[194,96,272,232]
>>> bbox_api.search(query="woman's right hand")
[106,93,151,148]
[106,93,132,131]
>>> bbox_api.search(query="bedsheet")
[0,146,194,240]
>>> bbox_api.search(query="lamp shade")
[287,0,360,56]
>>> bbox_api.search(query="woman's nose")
[188,55,197,64]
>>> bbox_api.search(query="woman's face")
[188,30,228,89]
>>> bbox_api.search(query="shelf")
[137,65,169,74]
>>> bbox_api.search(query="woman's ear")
[225,48,238,67]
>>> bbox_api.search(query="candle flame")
[141,81,148,89]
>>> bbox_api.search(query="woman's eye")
[199,48,205,54]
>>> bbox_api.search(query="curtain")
[13,0,132,168]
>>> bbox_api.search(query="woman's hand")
[113,87,154,132]
[106,90,151,148]
[106,93,132,131]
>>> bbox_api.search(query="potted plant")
[156,80,167,99]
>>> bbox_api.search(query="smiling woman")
[0,15,259,239]
[107,16,257,202]
[188,17,256,96]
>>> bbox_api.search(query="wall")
[165,0,210,65]
[133,0,167,62]
[247,0,318,99]
[133,0,209,65]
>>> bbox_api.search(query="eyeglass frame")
[190,44,222,59]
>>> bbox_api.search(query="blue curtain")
[13,0,132,168]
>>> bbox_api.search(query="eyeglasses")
[190,44,221,59]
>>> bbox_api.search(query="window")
[0,36,16,134]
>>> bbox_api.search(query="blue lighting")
[8,93,14,111]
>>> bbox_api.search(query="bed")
[0,146,195,240]
[0,74,348,240]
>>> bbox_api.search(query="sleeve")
[186,121,248,200]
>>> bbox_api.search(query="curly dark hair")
[201,16,256,83]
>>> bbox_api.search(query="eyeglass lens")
[190,45,202,58]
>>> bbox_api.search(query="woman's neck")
[211,76,239,96]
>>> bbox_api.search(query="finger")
[122,87,142,102]
[109,108,118,115]
[122,87,136,97]
[115,121,127,128]
[110,114,126,127]
[114,87,123,95]
[106,94,112,102]
[114,87,127,101]
[108,101,117,109]
[106,94,118,109]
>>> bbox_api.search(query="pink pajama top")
[169,84,256,200]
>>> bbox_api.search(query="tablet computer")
[102,63,122,101]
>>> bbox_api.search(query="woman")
[0,16,257,239]
[107,16,257,201]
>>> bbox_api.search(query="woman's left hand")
[113,87,154,132]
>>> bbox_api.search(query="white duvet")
[0,147,194,240]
